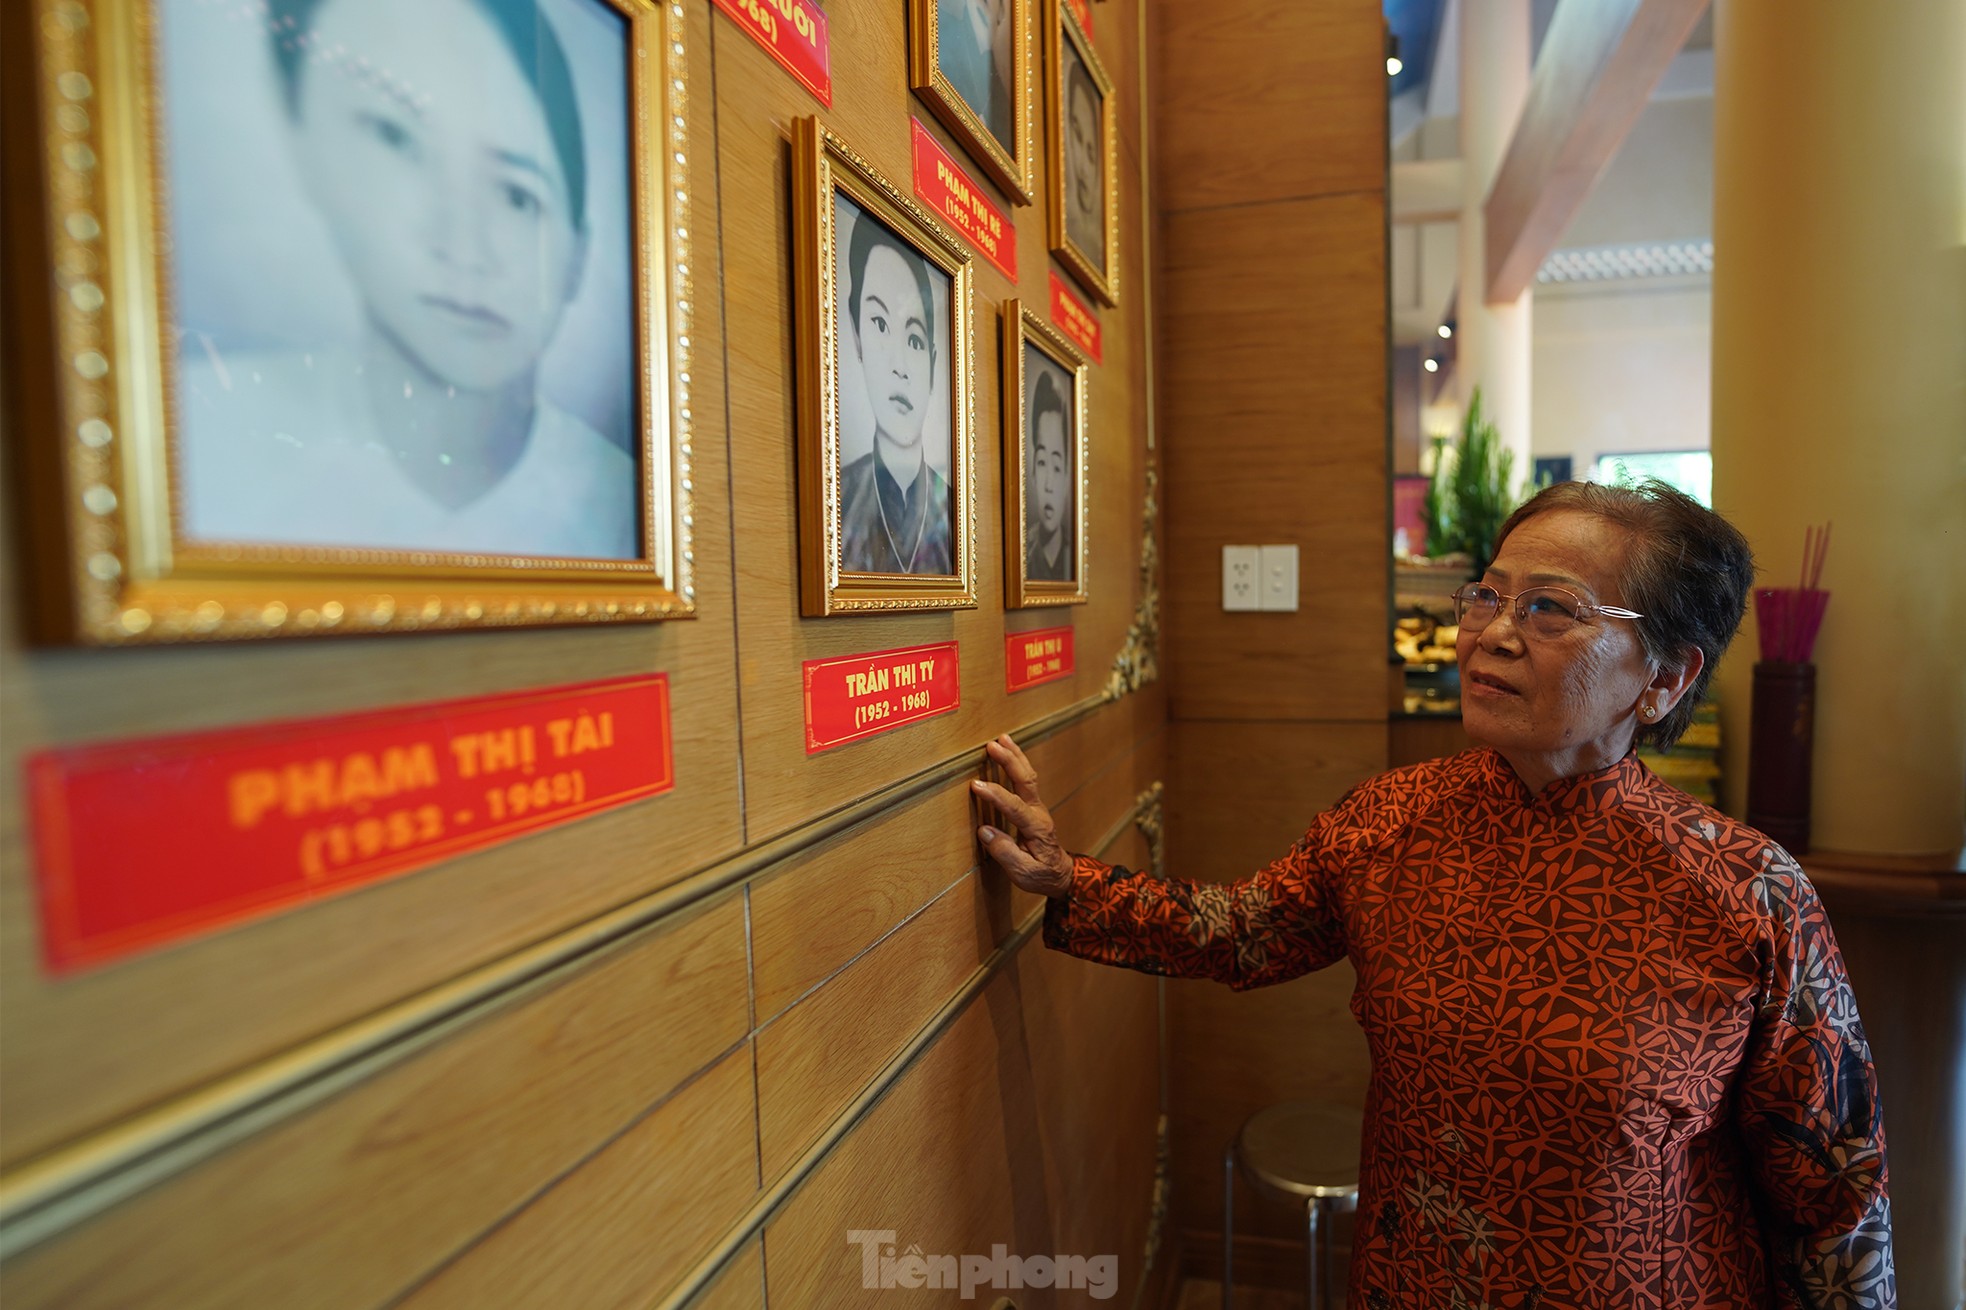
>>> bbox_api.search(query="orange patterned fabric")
[1045,748,1894,1309]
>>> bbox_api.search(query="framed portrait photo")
[1001,300,1087,608]
[908,0,1033,204]
[1044,0,1116,306]
[6,0,697,644]
[793,118,978,618]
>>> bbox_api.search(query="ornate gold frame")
[3,0,696,644]
[1001,299,1088,608]
[793,117,978,617]
[1044,0,1117,306]
[907,0,1034,204]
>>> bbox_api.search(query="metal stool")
[1222,1100,1364,1309]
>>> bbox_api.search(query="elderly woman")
[974,481,1895,1309]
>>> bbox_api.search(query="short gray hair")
[1493,479,1755,750]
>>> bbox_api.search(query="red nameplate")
[712,0,831,107]
[27,676,674,974]
[1064,0,1093,37]
[911,119,1017,280]
[804,642,960,753]
[1049,271,1103,364]
[1005,626,1075,692]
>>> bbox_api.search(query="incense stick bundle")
[1754,524,1832,663]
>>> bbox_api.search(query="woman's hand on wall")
[972,734,1074,898]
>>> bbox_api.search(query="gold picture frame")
[908,0,1033,204]
[793,117,978,617]
[3,0,696,644]
[1001,300,1087,607]
[1044,0,1117,306]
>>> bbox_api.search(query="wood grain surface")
[0,894,750,1307]
[764,933,1159,1308]
[1153,0,1385,214]
[0,0,744,1169]
[1162,722,1382,1241]
[0,0,1171,1298]
[1150,0,1391,1267]
[1159,190,1390,724]
[395,1044,759,1310]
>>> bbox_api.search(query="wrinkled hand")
[972,734,1074,898]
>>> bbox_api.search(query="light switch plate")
[1222,545,1260,611]
[1259,544,1299,611]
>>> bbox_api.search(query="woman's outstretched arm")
[972,734,1347,990]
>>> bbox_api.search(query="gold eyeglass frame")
[792,116,978,618]
[3,0,697,644]
[1452,583,1647,638]
[1000,299,1088,608]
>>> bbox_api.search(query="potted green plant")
[1426,387,1523,577]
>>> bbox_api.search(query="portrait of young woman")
[793,119,976,617]
[832,197,957,579]
[163,0,644,562]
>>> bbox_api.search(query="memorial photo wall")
[0,0,1168,1305]
[9,0,699,644]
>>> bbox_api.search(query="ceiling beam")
[1482,0,1709,303]
[1392,159,1465,224]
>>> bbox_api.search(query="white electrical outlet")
[1259,544,1300,611]
[1222,545,1260,611]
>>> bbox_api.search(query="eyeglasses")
[1451,583,1645,641]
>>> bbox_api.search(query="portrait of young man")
[936,0,1013,152]
[163,0,643,562]
[832,197,957,577]
[1024,346,1076,584]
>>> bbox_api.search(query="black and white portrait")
[833,193,957,578]
[936,0,1013,152]
[1061,36,1104,273]
[162,0,642,561]
[1023,343,1075,583]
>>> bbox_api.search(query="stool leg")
[1319,1199,1334,1308]
[1221,1146,1235,1310]
[1305,1197,1322,1310]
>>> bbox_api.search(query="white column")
[1456,0,1533,469]
[1710,0,1966,858]
[1711,7,1966,1306]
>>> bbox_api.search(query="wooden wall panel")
[1166,721,1388,879]
[0,0,744,1168]
[396,1044,758,1310]
[764,938,1160,1309]
[757,869,996,1180]
[750,782,983,1025]
[712,0,1150,843]
[749,693,1156,1026]
[1020,831,1162,1267]
[1153,0,1386,213]
[0,895,749,1308]
[1159,191,1390,724]
[694,1238,766,1310]
[754,721,1164,1182]
[1150,0,1392,1273]
[1,0,1171,1301]
[1161,723,1383,1245]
